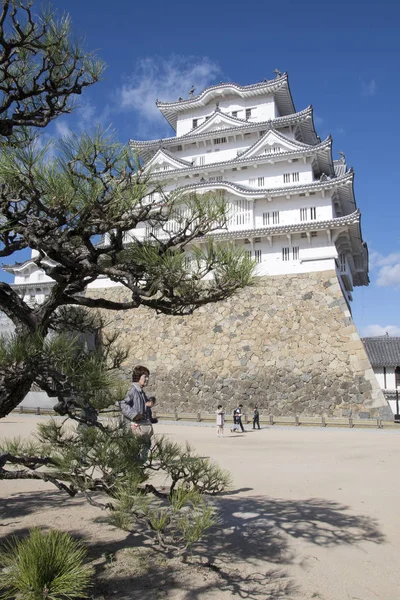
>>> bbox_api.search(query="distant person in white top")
[216,405,225,437]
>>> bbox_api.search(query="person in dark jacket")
[231,404,245,433]
[146,396,158,424]
[253,407,260,430]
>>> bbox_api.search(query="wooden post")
[197,412,201,422]
[295,415,300,426]
[321,416,326,427]
[174,410,178,421]
[349,417,353,428]
[19,406,24,414]
[269,414,274,426]
[36,407,41,415]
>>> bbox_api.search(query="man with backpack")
[231,404,245,433]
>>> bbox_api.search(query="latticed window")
[395,367,400,389]
[254,249,262,263]
[292,246,299,260]
[258,177,265,187]
[272,211,280,224]
[283,173,290,183]
[292,172,299,182]
[263,212,270,226]
[310,207,317,220]
[246,108,252,119]
[231,199,251,226]
[300,208,307,221]
[282,247,290,261]
[213,137,227,145]
[192,119,198,128]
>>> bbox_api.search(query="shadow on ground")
[0,490,385,600]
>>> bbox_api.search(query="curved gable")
[239,128,309,159]
[144,148,193,172]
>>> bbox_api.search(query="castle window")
[192,119,198,128]
[300,208,308,221]
[272,211,280,224]
[257,177,265,187]
[283,173,290,183]
[213,137,226,145]
[216,175,222,182]
[292,246,299,260]
[263,212,270,226]
[249,178,256,186]
[255,249,262,263]
[311,231,317,237]
[301,232,307,238]
[246,108,252,119]
[395,366,400,388]
[232,111,238,117]
[198,155,205,166]
[282,247,290,261]
[292,172,299,182]
[259,130,266,137]
[310,207,316,220]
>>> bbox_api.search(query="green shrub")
[0,528,94,600]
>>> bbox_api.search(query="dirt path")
[1,416,400,599]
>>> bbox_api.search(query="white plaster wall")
[373,367,396,390]
[176,93,277,136]
[374,367,386,389]
[14,267,53,285]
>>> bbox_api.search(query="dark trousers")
[237,416,245,432]
[253,416,260,429]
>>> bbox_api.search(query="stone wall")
[88,270,391,419]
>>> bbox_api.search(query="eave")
[210,210,361,242]
[148,137,334,180]
[155,73,295,130]
[174,171,354,200]
[130,106,318,162]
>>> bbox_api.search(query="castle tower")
[130,73,367,307]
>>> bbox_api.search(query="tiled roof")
[362,337,400,367]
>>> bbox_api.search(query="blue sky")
[2,0,400,337]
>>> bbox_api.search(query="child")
[216,405,225,437]
[146,396,158,424]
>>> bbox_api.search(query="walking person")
[231,404,245,433]
[120,365,154,460]
[216,405,225,437]
[253,406,261,430]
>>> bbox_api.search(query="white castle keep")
[130,72,368,309]
[4,72,367,311]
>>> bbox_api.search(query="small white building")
[362,336,400,414]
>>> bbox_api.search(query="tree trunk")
[0,365,35,418]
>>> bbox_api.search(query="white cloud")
[118,55,221,135]
[369,251,400,287]
[370,252,400,268]
[362,324,400,337]
[376,263,400,288]
[54,120,71,138]
[361,78,377,97]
